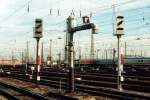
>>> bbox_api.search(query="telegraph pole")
[33,18,43,88]
[114,15,124,91]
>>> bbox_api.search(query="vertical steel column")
[66,15,98,93]
[66,15,76,93]
[68,32,74,93]
[64,33,68,68]
[90,33,94,60]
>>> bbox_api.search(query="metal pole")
[34,18,42,88]
[79,47,81,68]
[22,52,24,65]
[68,32,74,93]
[36,38,40,88]
[125,41,127,58]
[59,79,62,93]
[105,49,108,65]
[112,48,116,67]
[117,35,122,90]
[58,52,61,68]
[50,40,52,63]
[96,49,99,60]
[57,37,62,68]
[90,33,94,60]
[65,33,68,68]
[12,50,15,67]
[26,41,29,64]
[48,40,52,67]
[66,15,98,93]
[41,42,44,64]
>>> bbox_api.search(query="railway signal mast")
[66,15,98,93]
[33,18,43,87]
[114,15,124,91]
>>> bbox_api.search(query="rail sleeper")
[0,81,49,100]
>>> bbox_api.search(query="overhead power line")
[0,0,32,25]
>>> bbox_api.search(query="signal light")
[34,18,43,38]
[82,16,90,23]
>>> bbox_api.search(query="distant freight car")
[124,57,150,66]
[77,57,150,67]
[75,57,150,73]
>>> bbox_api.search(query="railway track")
[3,70,150,92]
[4,69,150,82]
[8,76,149,100]
[39,79,150,99]
[0,89,22,100]
[40,75,150,93]
[0,80,78,100]
[41,70,150,84]
[1,68,150,99]
[0,81,49,100]
[3,68,150,81]
[76,84,150,99]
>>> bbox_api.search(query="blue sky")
[0,0,150,60]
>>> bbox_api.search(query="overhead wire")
[0,0,145,29]
[0,0,149,46]
[1,0,141,24]
[0,0,33,25]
